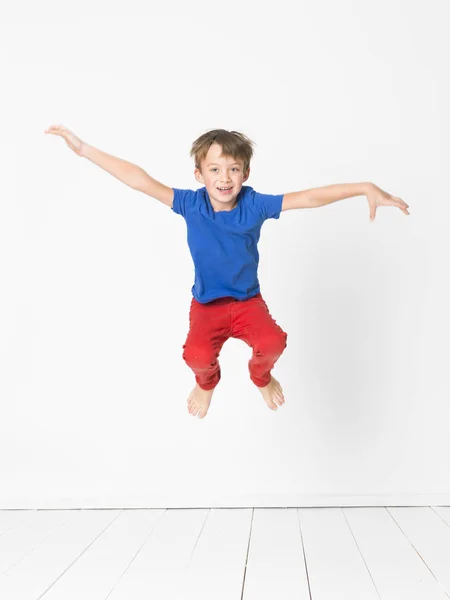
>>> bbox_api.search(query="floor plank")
[298,507,379,600]
[0,510,71,574]
[0,509,120,600]
[433,506,450,528]
[344,507,449,600]
[107,509,208,600]
[388,507,450,597]
[175,508,252,600]
[242,508,310,600]
[40,509,165,600]
[0,510,35,536]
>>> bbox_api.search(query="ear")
[194,167,204,184]
[243,167,250,183]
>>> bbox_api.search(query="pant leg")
[230,293,288,387]
[182,297,231,390]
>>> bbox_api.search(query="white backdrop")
[1,0,448,508]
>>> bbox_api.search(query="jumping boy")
[45,125,409,419]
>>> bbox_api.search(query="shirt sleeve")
[171,188,196,217]
[252,189,284,220]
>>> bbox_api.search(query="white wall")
[1,0,448,508]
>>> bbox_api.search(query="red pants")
[182,293,288,390]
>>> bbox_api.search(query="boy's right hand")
[45,124,85,156]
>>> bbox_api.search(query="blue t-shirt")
[171,185,284,304]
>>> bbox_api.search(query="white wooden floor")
[1,507,450,599]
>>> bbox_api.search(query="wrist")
[80,142,89,158]
[363,182,375,195]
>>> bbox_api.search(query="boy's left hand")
[366,183,410,221]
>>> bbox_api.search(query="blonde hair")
[190,129,255,173]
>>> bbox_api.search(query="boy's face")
[194,142,250,212]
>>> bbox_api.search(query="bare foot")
[187,383,215,419]
[257,376,285,411]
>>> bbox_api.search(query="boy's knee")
[182,343,216,367]
[274,330,288,354]
[257,330,287,356]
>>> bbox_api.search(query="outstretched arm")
[281,182,409,221]
[45,124,173,208]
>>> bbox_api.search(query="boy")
[45,125,409,419]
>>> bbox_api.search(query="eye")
[210,167,240,172]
